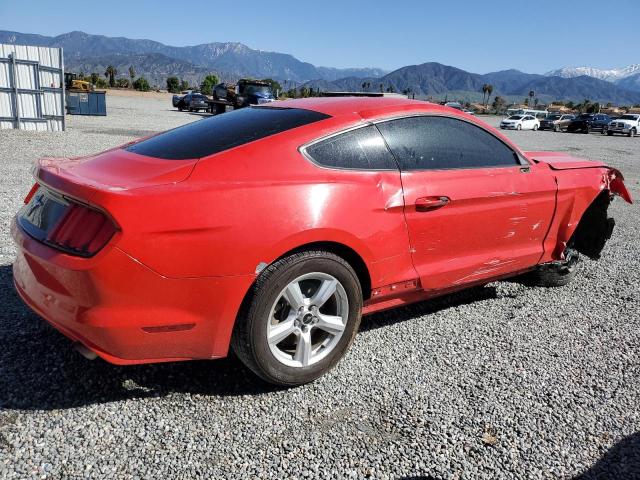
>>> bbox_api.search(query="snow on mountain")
[545,65,640,82]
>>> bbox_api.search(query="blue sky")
[1,0,638,74]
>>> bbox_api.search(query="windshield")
[620,114,639,120]
[243,85,272,96]
[576,114,593,119]
[545,115,561,120]
[508,115,523,120]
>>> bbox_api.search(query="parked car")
[12,98,632,386]
[174,93,209,112]
[171,90,192,108]
[566,113,611,133]
[500,115,540,130]
[606,114,640,137]
[539,114,575,132]
[213,79,276,109]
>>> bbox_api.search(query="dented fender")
[606,168,633,204]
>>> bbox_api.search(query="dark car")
[539,113,575,132]
[566,113,611,133]
[213,79,276,109]
[175,93,209,112]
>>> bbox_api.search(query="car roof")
[266,97,463,120]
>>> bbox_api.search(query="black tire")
[231,251,363,386]
[554,124,560,132]
[585,125,591,134]
[525,248,579,287]
[533,124,538,131]
[178,105,183,111]
[630,128,636,138]
[516,124,522,131]
[607,130,613,136]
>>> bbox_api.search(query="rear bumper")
[12,220,253,364]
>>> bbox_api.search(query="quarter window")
[304,125,397,170]
[376,116,520,171]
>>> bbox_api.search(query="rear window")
[126,107,330,160]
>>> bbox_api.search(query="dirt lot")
[0,96,639,479]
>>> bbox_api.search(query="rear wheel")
[232,251,363,386]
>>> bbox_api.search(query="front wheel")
[554,125,560,132]
[232,251,363,386]
[630,128,636,138]
[516,124,522,130]
[524,248,579,287]
[533,124,538,131]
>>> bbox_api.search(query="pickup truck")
[212,79,276,110]
[606,114,640,137]
[566,113,611,133]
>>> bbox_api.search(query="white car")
[500,115,540,131]
[606,114,640,137]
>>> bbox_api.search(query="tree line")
[76,65,151,91]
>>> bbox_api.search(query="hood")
[525,151,606,170]
[250,91,275,100]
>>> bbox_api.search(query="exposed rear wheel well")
[276,242,372,300]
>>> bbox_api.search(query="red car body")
[12,97,632,366]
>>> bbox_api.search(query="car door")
[375,115,557,291]
[524,115,535,129]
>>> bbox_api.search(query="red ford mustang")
[12,97,632,386]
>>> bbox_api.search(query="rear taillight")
[46,202,117,257]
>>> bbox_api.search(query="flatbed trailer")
[206,98,235,115]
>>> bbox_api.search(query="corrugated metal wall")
[0,44,65,131]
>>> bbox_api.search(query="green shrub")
[133,77,151,92]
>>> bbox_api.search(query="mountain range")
[0,30,387,84]
[1,30,639,104]
[303,64,640,105]
[545,64,640,96]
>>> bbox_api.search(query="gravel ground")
[0,96,639,479]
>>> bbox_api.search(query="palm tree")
[529,90,535,106]
[379,83,384,93]
[128,66,136,88]
[481,84,488,105]
[105,66,117,88]
[485,84,493,107]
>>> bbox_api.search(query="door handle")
[415,196,450,212]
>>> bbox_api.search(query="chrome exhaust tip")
[74,343,98,360]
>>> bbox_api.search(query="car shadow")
[0,264,280,411]
[361,285,498,332]
[0,264,503,410]
[574,432,640,479]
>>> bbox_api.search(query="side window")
[304,125,397,170]
[376,116,520,171]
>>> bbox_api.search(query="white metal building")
[0,44,65,131]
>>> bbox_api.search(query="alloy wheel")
[267,272,349,367]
